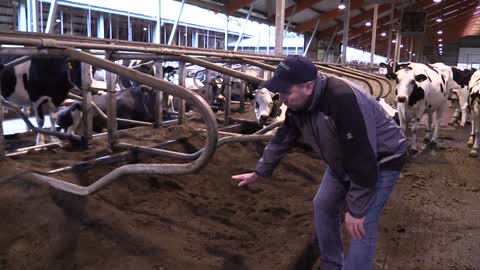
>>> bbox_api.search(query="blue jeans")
[313,167,400,270]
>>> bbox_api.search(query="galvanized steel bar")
[174,54,265,86]
[303,19,320,57]
[106,58,117,147]
[81,81,93,147]
[45,0,59,34]
[0,32,286,62]
[169,0,185,45]
[224,64,232,125]
[314,65,375,96]
[239,64,246,112]
[234,4,253,52]
[178,61,187,124]
[154,61,164,128]
[284,4,297,37]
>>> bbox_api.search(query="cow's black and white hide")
[432,63,477,127]
[91,60,176,90]
[0,56,91,144]
[380,61,448,152]
[467,71,480,157]
[57,86,166,134]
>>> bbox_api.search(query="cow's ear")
[379,63,389,68]
[414,74,428,83]
[272,93,280,101]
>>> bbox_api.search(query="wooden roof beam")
[226,0,256,14]
[295,0,365,33]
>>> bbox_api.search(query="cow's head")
[380,61,411,81]
[395,67,427,106]
[67,59,93,92]
[254,88,282,125]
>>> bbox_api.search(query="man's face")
[279,81,314,111]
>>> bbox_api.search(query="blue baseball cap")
[262,55,318,93]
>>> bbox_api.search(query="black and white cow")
[467,70,480,157]
[381,61,448,152]
[0,56,91,144]
[57,85,166,133]
[432,63,476,127]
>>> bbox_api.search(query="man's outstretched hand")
[231,172,259,187]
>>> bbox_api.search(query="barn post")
[386,3,395,60]
[45,0,58,34]
[106,52,118,148]
[239,63,246,113]
[60,9,64,35]
[0,98,5,157]
[177,61,187,124]
[341,0,351,64]
[154,61,164,128]
[97,14,105,38]
[206,69,213,105]
[274,0,285,56]
[81,61,93,148]
[370,4,378,65]
[224,64,232,125]
[154,0,161,44]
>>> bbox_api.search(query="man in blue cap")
[232,55,407,270]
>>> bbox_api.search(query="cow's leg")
[47,101,59,142]
[424,111,433,143]
[468,108,475,147]
[410,117,419,153]
[68,108,82,135]
[33,103,46,145]
[470,102,480,157]
[430,110,443,145]
[21,106,32,131]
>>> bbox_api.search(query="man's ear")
[304,81,314,95]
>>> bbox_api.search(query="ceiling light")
[338,0,346,10]
[365,21,372,27]
[438,38,443,42]
[381,32,387,37]
[413,53,416,56]
[392,40,396,43]
[437,30,443,34]
[436,18,442,23]
[55,18,61,23]
[400,44,404,48]
[433,0,441,3]
[143,27,148,31]
[439,44,443,47]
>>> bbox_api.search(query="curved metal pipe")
[7,47,219,196]
[314,65,375,95]
[320,64,384,98]
[324,63,394,98]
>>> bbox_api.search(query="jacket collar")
[306,72,328,112]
